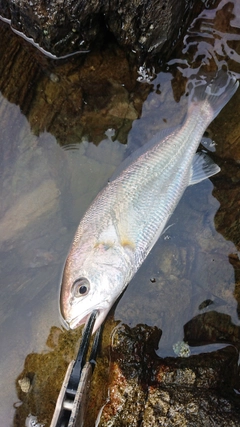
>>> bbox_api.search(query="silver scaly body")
[60,72,238,332]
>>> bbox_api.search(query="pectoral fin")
[189,152,220,185]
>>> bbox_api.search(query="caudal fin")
[189,70,239,120]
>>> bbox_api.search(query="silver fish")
[60,71,238,332]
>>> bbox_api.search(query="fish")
[60,71,238,333]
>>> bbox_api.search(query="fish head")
[60,244,127,332]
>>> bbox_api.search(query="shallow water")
[0,0,240,425]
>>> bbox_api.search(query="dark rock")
[0,0,213,59]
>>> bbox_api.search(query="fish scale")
[60,71,239,332]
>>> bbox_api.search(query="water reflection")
[0,0,240,425]
[0,91,127,426]
[169,0,240,77]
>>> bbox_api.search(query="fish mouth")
[69,313,91,329]
[59,309,90,330]
[60,315,71,331]
[68,307,109,332]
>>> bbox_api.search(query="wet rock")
[141,387,239,426]
[98,324,161,426]
[97,324,240,427]
[0,21,148,147]
[213,174,240,250]
[14,326,83,427]
[0,0,212,59]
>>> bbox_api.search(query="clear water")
[0,0,240,425]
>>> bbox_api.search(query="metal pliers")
[50,310,102,427]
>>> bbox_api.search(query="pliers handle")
[50,310,101,427]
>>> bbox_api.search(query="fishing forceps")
[50,310,102,427]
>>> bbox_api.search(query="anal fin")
[189,152,220,185]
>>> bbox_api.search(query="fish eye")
[72,277,90,298]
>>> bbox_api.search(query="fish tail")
[189,70,239,120]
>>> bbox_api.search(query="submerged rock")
[0,0,213,59]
